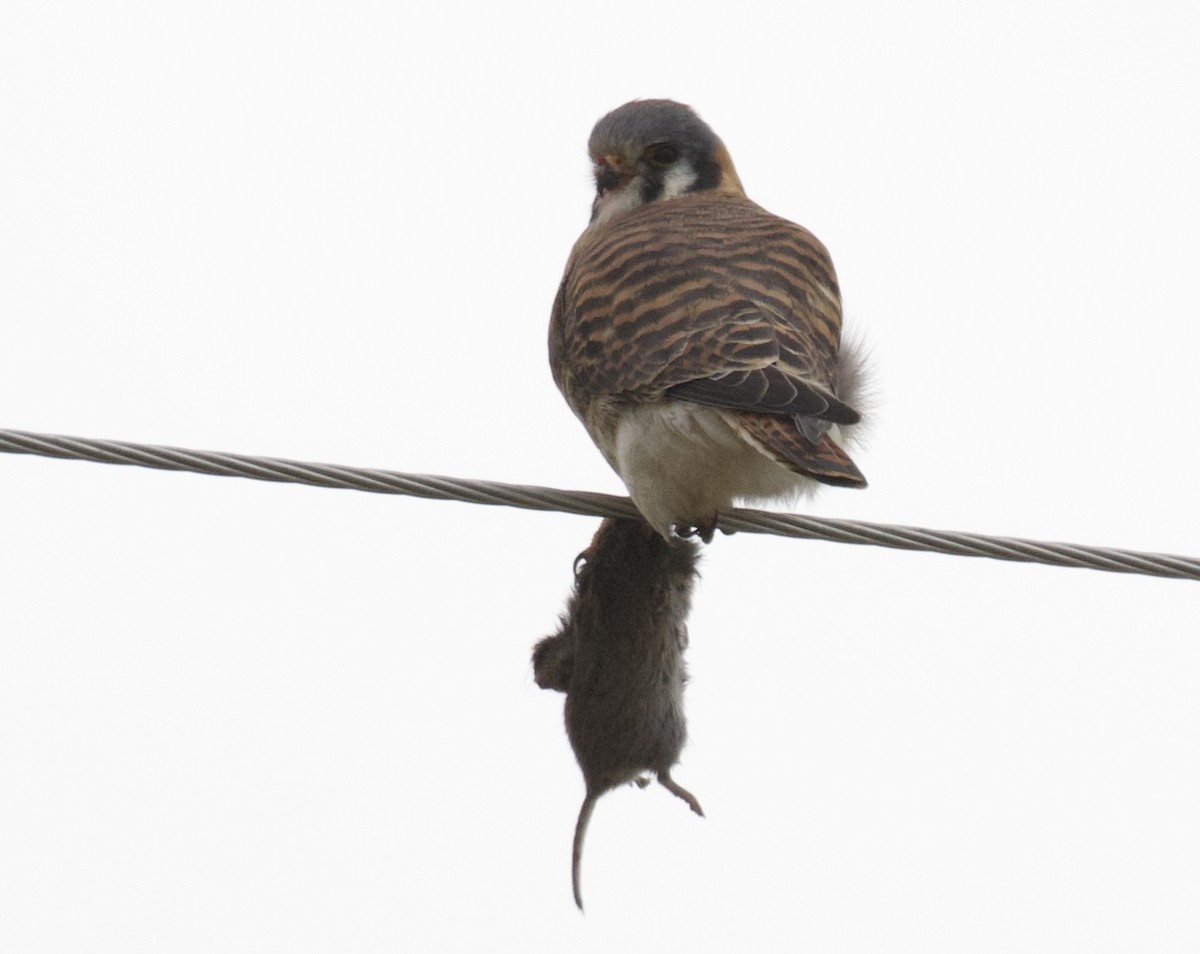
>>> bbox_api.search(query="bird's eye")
[645,143,680,165]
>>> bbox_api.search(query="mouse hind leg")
[658,771,704,817]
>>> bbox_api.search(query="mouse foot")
[658,773,705,817]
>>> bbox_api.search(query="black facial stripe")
[692,156,721,191]
[640,175,664,203]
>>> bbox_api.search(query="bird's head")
[586,99,744,227]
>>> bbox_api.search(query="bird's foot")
[673,514,718,544]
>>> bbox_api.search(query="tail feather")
[735,412,867,488]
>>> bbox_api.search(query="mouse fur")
[532,516,704,909]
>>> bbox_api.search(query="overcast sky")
[3,2,1199,950]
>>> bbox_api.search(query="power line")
[2,427,1196,582]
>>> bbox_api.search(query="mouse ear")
[532,631,574,692]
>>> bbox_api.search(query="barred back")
[550,191,846,412]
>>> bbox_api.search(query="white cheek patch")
[660,160,698,199]
[592,183,643,226]
[589,160,700,228]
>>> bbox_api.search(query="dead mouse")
[532,516,704,909]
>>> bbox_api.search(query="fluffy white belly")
[611,401,816,538]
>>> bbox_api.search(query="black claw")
[673,518,717,544]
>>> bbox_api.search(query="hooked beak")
[594,154,634,197]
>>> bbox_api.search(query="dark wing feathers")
[668,365,860,423]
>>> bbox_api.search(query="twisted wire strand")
[2,427,1196,582]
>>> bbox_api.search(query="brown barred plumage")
[550,100,866,539]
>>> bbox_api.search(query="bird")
[549,99,868,542]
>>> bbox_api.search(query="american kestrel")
[549,99,867,541]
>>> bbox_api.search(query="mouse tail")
[572,793,598,911]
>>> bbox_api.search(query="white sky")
[2,1,1199,950]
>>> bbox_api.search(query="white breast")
[610,401,818,538]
